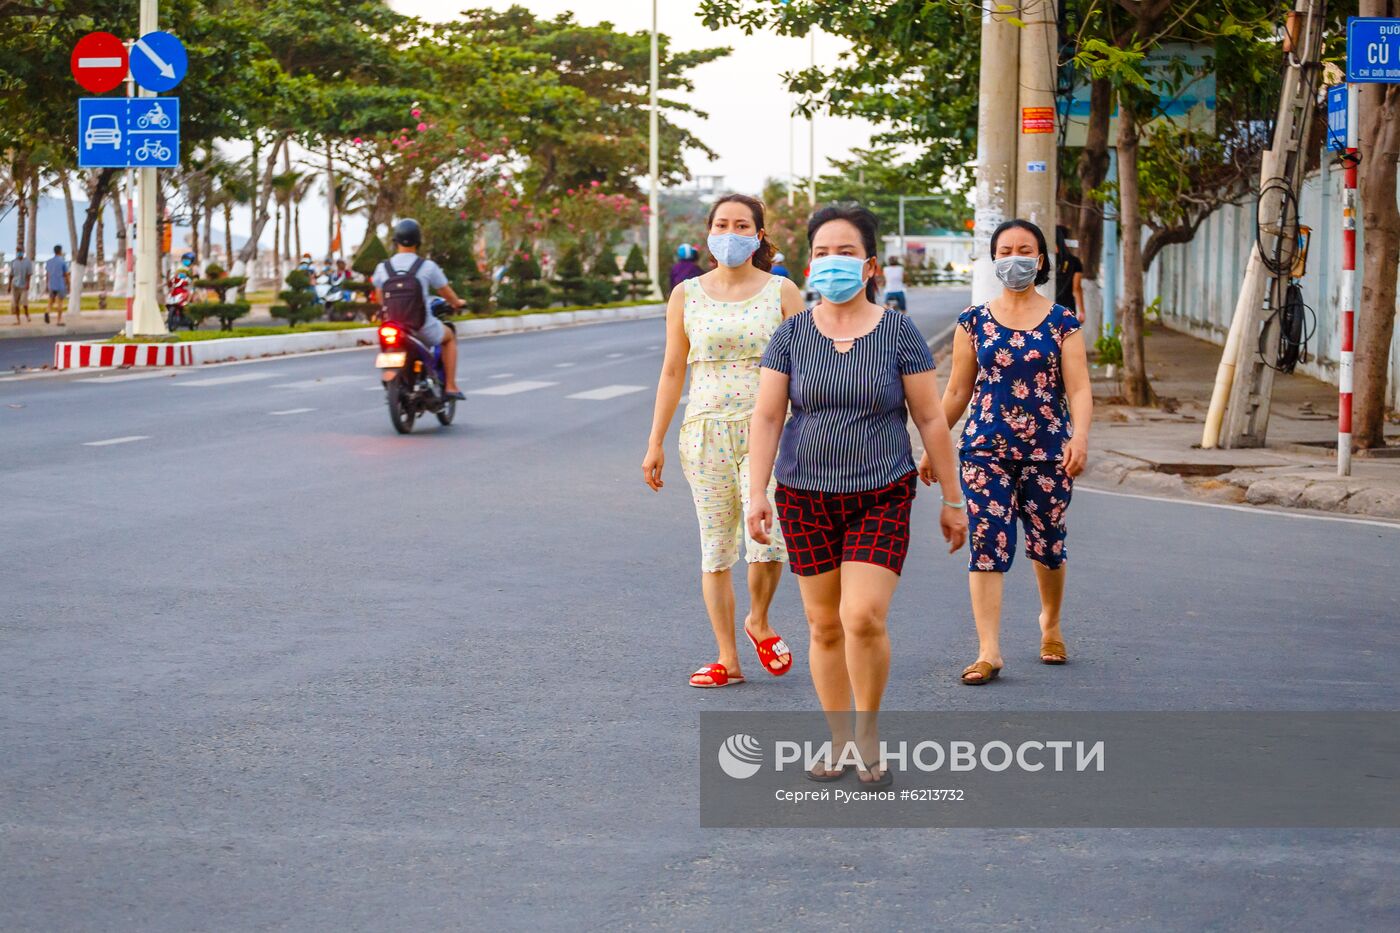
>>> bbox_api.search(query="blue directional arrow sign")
[1347,17,1400,84]
[129,30,187,92]
[78,97,180,169]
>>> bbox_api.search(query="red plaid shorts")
[774,473,917,577]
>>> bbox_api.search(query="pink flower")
[411,108,422,117]
[566,188,575,195]
[591,180,600,187]
[417,122,428,132]
[459,211,467,220]
[352,137,363,145]
[551,207,560,215]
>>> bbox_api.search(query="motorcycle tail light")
[378,325,400,347]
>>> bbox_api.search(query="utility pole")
[131,0,166,336]
[1016,0,1058,299]
[973,1,1020,304]
[647,0,661,300]
[1337,82,1359,476]
[808,30,817,207]
[1203,0,1325,449]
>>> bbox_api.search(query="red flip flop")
[745,628,793,676]
[690,663,745,688]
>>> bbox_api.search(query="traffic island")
[51,301,665,370]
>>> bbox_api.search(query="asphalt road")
[0,333,70,372]
[3,288,1398,931]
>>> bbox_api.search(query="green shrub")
[622,243,652,300]
[496,246,551,310]
[553,247,592,307]
[1094,326,1124,366]
[351,234,390,278]
[186,300,251,331]
[269,269,322,327]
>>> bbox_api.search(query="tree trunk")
[60,169,78,256]
[1354,71,1400,447]
[1075,78,1113,279]
[1116,99,1154,407]
[283,147,293,266]
[294,198,302,261]
[66,168,116,320]
[111,185,126,298]
[96,196,107,310]
[326,139,336,258]
[249,138,260,265]
[272,202,282,281]
[236,134,287,275]
[13,158,28,256]
[25,168,38,268]
[202,204,212,269]
[223,202,233,268]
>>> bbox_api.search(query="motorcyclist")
[371,218,467,399]
[669,243,703,290]
[165,253,195,329]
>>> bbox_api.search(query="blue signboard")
[1347,17,1400,83]
[129,31,187,93]
[78,97,180,169]
[1326,85,1348,151]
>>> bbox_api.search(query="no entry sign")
[71,32,128,94]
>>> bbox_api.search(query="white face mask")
[994,255,1039,291]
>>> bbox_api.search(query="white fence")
[1146,160,1400,409]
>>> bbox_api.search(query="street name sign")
[1326,85,1348,151]
[129,31,188,92]
[1347,17,1400,83]
[78,97,180,169]
[70,32,128,93]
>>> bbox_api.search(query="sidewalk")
[1081,326,1400,520]
[4,304,277,339]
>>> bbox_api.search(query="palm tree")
[269,169,300,280]
[291,173,316,261]
[214,160,252,269]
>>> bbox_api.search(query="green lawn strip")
[103,300,661,344]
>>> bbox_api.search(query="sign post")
[1338,17,1400,473]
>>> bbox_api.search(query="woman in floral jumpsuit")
[923,219,1093,685]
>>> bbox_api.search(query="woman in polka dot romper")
[644,194,807,688]
[922,219,1093,685]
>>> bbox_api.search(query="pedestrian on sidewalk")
[45,245,69,326]
[746,204,967,786]
[10,249,33,324]
[643,194,806,690]
[882,256,906,311]
[922,219,1093,685]
[1055,225,1084,323]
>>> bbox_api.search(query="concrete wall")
[1146,161,1400,409]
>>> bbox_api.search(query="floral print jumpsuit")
[957,303,1081,572]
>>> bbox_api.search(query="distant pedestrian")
[747,204,966,785]
[882,256,906,311]
[45,245,69,326]
[668,243,703,291]
[922,219,1093,685]
[10,249,33,324]
[643,193,806,689]
[770,252,790,280]
[1055,225,1085,323]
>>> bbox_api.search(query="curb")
[51,303,666,370]
[1080,452,1400,521]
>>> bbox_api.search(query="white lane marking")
[269,407,316,416]
[270,374,365,390]
[364,385,386,391]
[489,373,514,379]
[1077,485,1400,531]
[647,345,660,350]
[567,384,647,401]
[77,369,191,383]
[0,370,73,382]
[606,353,625,359]
[470,380,557,396]
[175,371,278,387]
[83,435,150,447]
[555,363,576,368]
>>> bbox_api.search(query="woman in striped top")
[746,204,967,787]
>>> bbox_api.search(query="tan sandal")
[961,661,1001,685]
[1040,639,1068,665]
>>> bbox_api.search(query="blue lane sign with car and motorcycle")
[78,97,179,168]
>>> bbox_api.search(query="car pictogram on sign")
[84,114,122,149]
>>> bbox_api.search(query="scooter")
[374,304,457,434]
[165,273,194,330]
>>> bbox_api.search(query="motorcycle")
[165,272,194,330]
[374,302,457,434]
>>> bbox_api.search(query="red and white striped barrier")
[55,341,195,369]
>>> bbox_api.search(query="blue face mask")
[707,232,761,268]
[807,255,869,304]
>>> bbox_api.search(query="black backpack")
[379,257,427,328]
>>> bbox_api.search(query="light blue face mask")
[707,232,761,268]
[807,254,869,304]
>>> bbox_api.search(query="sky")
[390,0,885,196]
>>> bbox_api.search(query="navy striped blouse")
[761,309,935,493]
